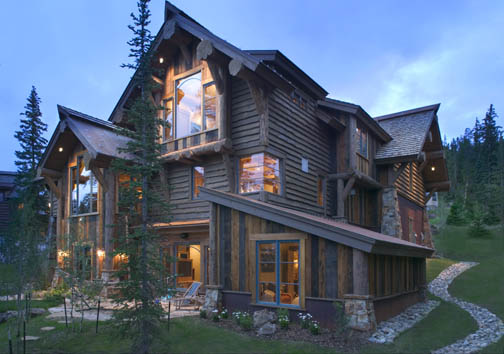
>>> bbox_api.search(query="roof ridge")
[58,105,117,129]
[374,103,440,121]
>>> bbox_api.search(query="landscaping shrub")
[43,284,68,302]
[211,309,220,322]
[276,308,289,329]
[232,311,242,325]
[309,320,320,335]
[468,206,491,238]
[220,308,229,319]
[199,310,207,319]
[297,312,313,329]
[239,313,252,331]
[446,201,467,226]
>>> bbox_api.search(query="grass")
[433,224,504,354]
[426,258,456,283]
[0,316,335,354]
[0,299,62,312]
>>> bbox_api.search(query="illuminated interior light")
[159,57,164,64]
[58,147,63,152]
[431,166,436,171]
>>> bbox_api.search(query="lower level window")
[257,240,300,307]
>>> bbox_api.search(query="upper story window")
[238,153,281,194]
[168,71,217,141]
[356,127,368,158]
[192,166,205,199]
[70,156,98,215]
[291,91,306,110]
[317,176,325,207]
[257,240,300,307]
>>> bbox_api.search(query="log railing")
[161,129,218,155]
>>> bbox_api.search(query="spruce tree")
[8,86,48,341]
[111,1,171,353]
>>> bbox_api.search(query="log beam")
[425,188,438,203]
[37,167,62,179]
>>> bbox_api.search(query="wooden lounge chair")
[172,281,202,310]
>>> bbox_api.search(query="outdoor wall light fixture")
[97,249,105,258]
[159,57,164,64]
[58,147,63,152]
[431,166,436,171]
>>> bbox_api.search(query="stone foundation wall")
[344,294,376,331]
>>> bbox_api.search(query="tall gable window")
[70,156,98,215]
[161,71,217,141]
[239,153,281,194]
[176,71,202,138]
[356,126,368,158]
[192,166,205,199]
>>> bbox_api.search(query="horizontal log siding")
[395,162,426,206]
[268,89,333,215]
[163,157,230,221]
[231,78,261,152]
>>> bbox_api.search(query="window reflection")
[192,166,204,199]
[239,153,280,194]
[70,156,97,215]
[356,127,368,158]
[203,83,217,130]
[162,98,173,141]
[176,72,202,138]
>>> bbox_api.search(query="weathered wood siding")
[368,254,425,298]
[267,89,334,215]
[216,205,354,304]
[230,77,261,152]
[161,156,231,222]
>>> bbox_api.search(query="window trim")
[255,239,301,309]
[161,97,174,143]
[317,175,326,208]
[356,126,368,159]
[202,81,217,131]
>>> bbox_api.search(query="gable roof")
[318,98,392,142]
[109,1,295,123]
[39,105,133,172]
[374,104,440,162]
[199,187,433,258]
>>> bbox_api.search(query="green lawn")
[0,299,62,312]
[0,316,335,354]
[433,225,504,354]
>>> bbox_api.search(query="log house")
[38,1,450,329]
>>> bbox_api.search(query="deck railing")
[161,129,218,155]
[356,153,369,175]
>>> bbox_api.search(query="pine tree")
[8,86,49,341]
[111,1,171,353]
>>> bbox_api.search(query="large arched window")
[176,71,202,138]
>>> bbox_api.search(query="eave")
[199,187,434,258]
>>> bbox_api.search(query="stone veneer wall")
[381,187,402,238]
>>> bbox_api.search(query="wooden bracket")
[342,176,356,200]
[425,188,438,203]
[44,177,62,200]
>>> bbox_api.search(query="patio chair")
[171,281,202,310]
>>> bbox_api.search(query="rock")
[22,336,40,341]
[253,309,276,328]
[257,322,276,336]
[0,311,16,324]
[30,308,46,316]
[41,326,55,331]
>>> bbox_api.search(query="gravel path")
[429,262,504,354]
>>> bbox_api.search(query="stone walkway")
[368,300,440,344]
[369,261,504,352]
[429,262,504,354]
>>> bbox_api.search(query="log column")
[102,169,116,281]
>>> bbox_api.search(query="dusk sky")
[1,0,502,171]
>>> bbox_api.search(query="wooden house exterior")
[38,1,450,330]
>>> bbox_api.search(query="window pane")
[203,84,217,130]
[258,243,276,262]
[317,177,324,206]
[71,167,78,215]
[239,153,280,194]
[258,282,276,303]
[279,283,299,305]
[163,99,173,141]
[78,158,92,214]
[176,72,202,138]
[91,173,98,212]
[192,166,204,199]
